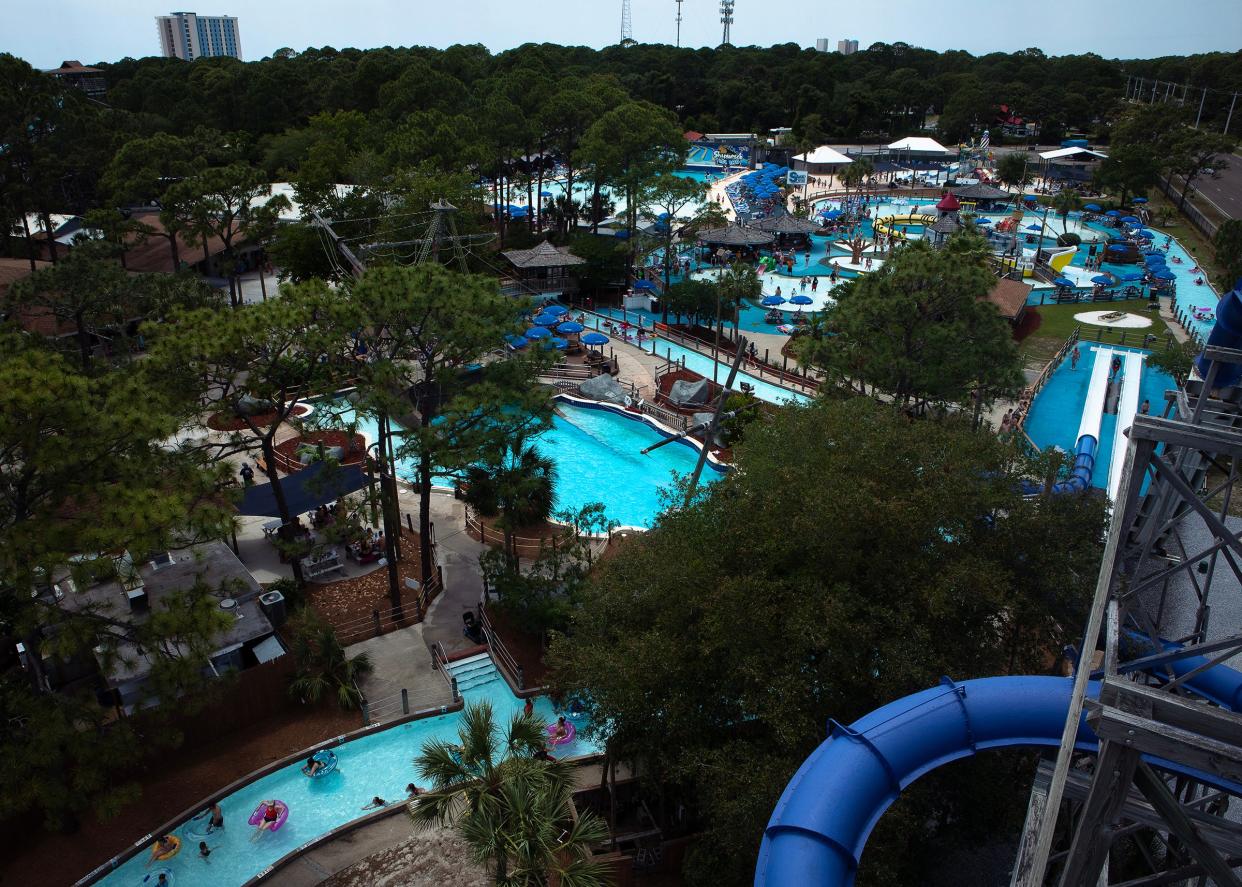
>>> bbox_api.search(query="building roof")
[501,240,586,269]
[985,278,1032,320]
[936,192,961,212]
[57,541,273,689]
[929,214,964,235]
[793,145,854,165]
[122,211,230,273]
[752,213,820,235]
[0,258,50,302]
[1039,146,1109,161]
[46,60,104,75]
[888,136,953,155]
[684,130,706,142]
[694,224,776,247]
[952,183,1012,201]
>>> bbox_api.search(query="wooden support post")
[1055,740,1142,887]
[401,688,409,716]
[1132,763,1242,887]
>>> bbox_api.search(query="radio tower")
[621,0,633,44]
[720,0,735,46]
[675,0,684,47]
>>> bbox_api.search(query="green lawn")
[1017,299,1173,366]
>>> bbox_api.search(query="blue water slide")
[1194,281,1242,388]
[756,659,1242,887]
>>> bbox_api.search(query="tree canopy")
[550,397,1107,887]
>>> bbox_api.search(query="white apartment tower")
[837,38,859,55]
[157,12,242,61]
[815,38,830,52]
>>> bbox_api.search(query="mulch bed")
[305,528,433,635]
[1012,308,1044,342]
[8,705,362,887]
[275,430,367,469]
[206,402,311,432]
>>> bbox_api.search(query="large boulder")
[578,373,628,406]
[669,378,710,406]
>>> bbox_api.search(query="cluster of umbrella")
[1143,251,1177,283]
[761,294,814,310]
[506,303,612,351]
[818,208,843,221]
[728,166,791,213]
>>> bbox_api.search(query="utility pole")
[719,0,734,46]
[675,0,684,47]
[621,0,633,43]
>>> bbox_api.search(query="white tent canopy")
[888,136,953,155]
[793,145,854,165]
[1039,146,1109,161]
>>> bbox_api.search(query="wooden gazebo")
[500,240,586,296]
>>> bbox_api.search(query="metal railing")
[652,321,822,393]
[430,641,461,702]
[330,564,442,646]
[478,604,526,690]
[463,507,575,560]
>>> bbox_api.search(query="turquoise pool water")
[1024,346,1176,490]
[329,398,722,529]
[92,661,599,887]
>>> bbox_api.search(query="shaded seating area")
[695,224,775,263]
[752,211,820,250]
[951,182,1013,212]
[500,240,586,296]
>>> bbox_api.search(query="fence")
[328,564,443,646]
[652,321,823,394]
[463,507,576,561]
[1158,175,1220,239]
[478,604,527,690]
[429,641,462,700]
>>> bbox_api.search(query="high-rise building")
[156,12,242,61]
[815,38,830,52]
[837,38,859,55]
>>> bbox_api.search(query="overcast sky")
[6,0,1241,68]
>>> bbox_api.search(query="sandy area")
[322,823,490,887]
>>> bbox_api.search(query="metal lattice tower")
[720,0,735,46]
[675,0,684,47]
[1011,344,1242,887]
[621,0,633,44]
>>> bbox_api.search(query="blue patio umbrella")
[548,336,569,350]
[524,326,551,340]
[1119,272,1144,282]
[556,321,584,334]
[1105,210,1122,217]
[1121,215,1141,224]
[1026,224,1044,232]
[533,315,560,328]
[1154,269,1177,281]
[543,304,568,316]
[1091,275,1113,286]
[540,190,554,197]
[789,295,814,306]
[761,295,786,306]
[582,331,610,346]
[1131,197,1148,204]
[1084,203,1102,211]
[1023,194,1037,202]
[821,209,842,219]
[1053,276,1075,288]
[504,334,529,349]
[974,217,992,225]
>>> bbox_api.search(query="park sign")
[786,170,808,186]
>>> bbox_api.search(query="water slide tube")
[1194,282,1242,388]
[1050,347,1112,494]
[755,656,1242,887]
[1106,351,1145,502]
[872,214,936,239]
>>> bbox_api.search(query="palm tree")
[716,262,761,339]
[463,435,557,568]
[1051,190,1082,239]
[411,701,611,887]
[287,608,373,710]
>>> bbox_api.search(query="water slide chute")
[1051,347,1112,493]
[1194,282,1242,388]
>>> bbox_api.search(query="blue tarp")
[238,461,369,518]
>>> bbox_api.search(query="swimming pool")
[326,398,723,529]
[90,659,599,887]
[1024,345,1176,491]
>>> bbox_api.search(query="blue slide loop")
[756,656,1242,887]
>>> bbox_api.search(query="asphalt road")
[1187,153,1242,220]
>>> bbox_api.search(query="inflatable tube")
[755,665,1242,887]
[546,720,576,747]
[872,214,935,239]
[141,869,174,885]
[303,749,337,779]
[149,836,180,862]
[248,800,289,832]
[1194,282,1242,388]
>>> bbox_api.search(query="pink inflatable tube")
[248,800,289,832]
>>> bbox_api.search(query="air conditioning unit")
[149,552,174,571]
[258,590,287,627]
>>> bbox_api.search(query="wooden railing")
[463,507,575,560]
[329,561,443,646]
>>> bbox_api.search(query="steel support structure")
[1013,346,1242,886]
